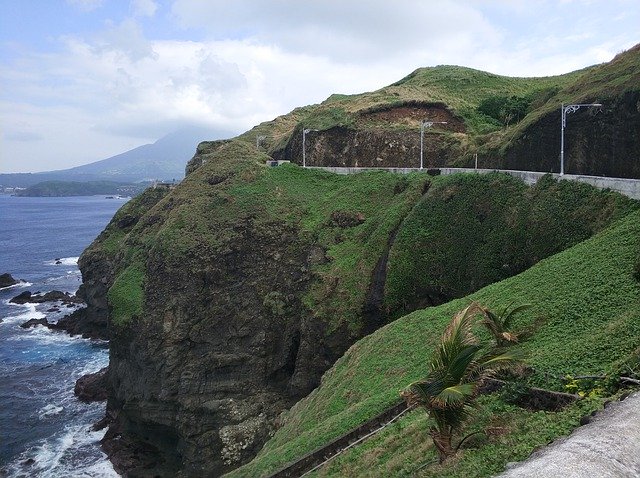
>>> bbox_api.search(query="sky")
[0,0,638,173]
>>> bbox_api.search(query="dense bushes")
[384,173,638,316]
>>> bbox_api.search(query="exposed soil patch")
[360,103,466,133]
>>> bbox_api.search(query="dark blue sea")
[0,195,127,477]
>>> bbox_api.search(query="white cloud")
[1,0,638,172]
[95,19,158,62]
[170,0,502,64]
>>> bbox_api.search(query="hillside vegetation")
[83,44,640,476]
[238,44,639,177]
[229,207,640,478]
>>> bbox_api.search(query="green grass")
[108,262,145,326]
[227,208,640,477]
[385,173,638,315]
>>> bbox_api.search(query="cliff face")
[495,90,640,178]
[80,136,637,477]
[271,104,465,168]
[85,141,430,476]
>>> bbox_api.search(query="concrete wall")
[306,166,640,200]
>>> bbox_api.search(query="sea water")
[0,195,127,477]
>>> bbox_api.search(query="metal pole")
[559,103,602,176]
[420,122,425,170]
[560,103,565,175]
[474,153,478,169]
[302,129,306,168]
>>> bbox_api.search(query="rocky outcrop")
[0,272,20,288]
[9,290,83,305]
[49,307,108,340]
[101,218,351,476]
[20,318,49,329]
[75,367,109,402]
[496,90,640,178]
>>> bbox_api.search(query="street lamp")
[302,128,318,168]
[560,102,602,175]
[420,121,447,170]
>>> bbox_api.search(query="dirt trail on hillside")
[496,392,640,477]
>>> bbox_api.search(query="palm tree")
[402,303,523,462]
[479,303,531,347]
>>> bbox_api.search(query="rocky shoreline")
[6,279,112,419]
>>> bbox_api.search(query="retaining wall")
[306,166,640,200]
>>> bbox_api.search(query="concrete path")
[496,392,640,477]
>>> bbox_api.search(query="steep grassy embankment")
[384,173,637,314]
[228,207,640,478]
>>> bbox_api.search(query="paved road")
[496,392,640,477]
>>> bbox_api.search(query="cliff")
[80,138,636,476]
[76,46,640,477]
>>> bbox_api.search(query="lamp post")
[560,102,602,175]
[420,121,447,170]
[302,128,318,168]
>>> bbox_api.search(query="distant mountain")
[0,127,231,188]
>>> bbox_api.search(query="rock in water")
[75,368,109,402]
[20,318,50,329]
[0,273,20,288]
[10,291,32,304]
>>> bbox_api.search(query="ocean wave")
[6,326,85,345]
[1,303,46,324]
[39,404,64,419]
[3,424,119,478]
[45,257,79,266]
[0,281,32,291]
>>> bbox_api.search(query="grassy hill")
[228,207,640,478]
[238,44,640,177]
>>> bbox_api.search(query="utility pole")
[302,128,318,168]
[420,121,447,170]
[560,103,602,175]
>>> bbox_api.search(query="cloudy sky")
[0,0,638,173]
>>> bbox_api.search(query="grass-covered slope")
[228,208,640,477]
[385,173,637,314]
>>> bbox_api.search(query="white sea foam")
[5,424,119,478]
[39,404,64,419]
[45,257,79,266]
[0,280,32,291]
[7,325,83,345]
[1,302,46,324]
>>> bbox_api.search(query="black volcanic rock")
[0,273,20,288]
[50,307,109,340]
[9,290,84,305]
[10,291,33,304]
[20,318,50,328]
[75,368,108,402]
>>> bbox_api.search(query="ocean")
[0,195,126,477]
